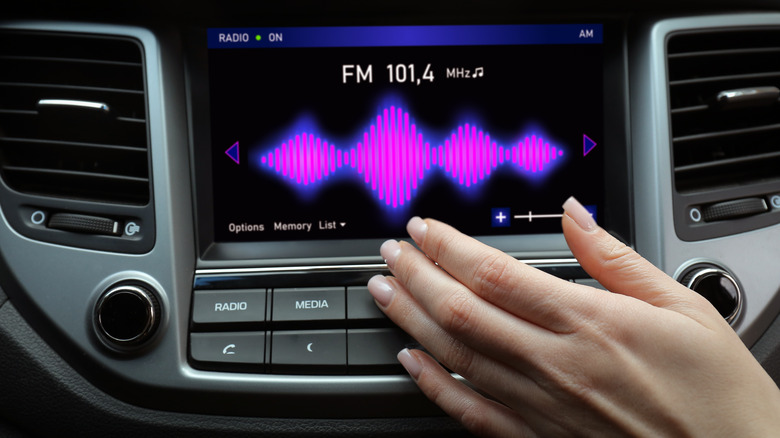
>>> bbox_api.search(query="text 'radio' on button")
[192,289,266,324]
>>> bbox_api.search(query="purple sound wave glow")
[258,106,564,208]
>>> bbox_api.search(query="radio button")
[192,289,266,324]
[272,287,345,322]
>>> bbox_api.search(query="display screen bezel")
[188,20,631,265]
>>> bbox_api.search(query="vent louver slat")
[668,29,780,193]
[0,31,149,205]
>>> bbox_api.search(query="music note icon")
[474,67,484,78]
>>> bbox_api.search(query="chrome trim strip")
[96,285,157,344]
[37,98,110,112]
[194,258,579,275]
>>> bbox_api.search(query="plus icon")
[491,208,511,228]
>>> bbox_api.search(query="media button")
[272,287,345,322]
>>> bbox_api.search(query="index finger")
[405,217,599,331]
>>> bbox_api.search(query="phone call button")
[190,332,265,364]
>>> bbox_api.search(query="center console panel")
[188,22,630,382]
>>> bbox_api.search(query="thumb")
[561,197,698,312]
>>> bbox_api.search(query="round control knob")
[95,283,161,351]
[680,266,742,324]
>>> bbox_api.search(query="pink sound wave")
[259,106,564,208]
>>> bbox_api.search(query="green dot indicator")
[255,35,262,41]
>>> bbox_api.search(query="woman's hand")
[367,197,780,437]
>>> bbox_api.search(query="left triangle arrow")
[225,141,240,164]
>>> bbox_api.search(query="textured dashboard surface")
[0,302,469,437]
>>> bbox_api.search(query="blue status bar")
[207,24,603,49]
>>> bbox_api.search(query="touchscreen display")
[207,24,604,243]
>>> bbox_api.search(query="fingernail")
[562,196,597,232]
[367,275,395,308]
[406,216,428,244]
[397,348,422,380]
[380,239,402,269]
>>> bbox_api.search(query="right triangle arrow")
[583,134,597,156]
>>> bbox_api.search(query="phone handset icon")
[222,344,236,355]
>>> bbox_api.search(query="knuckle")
[423,372,450,406]
[457,401,493,436]
[597,239,641,277]
[441,338,478,377]
[441,291,477,335]
[538,356,599,406]
[423,378,491,437]
[393,244,423,282]
[425,229,457,263]
[470,251,513,296]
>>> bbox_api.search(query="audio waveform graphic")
[258,106,564,208]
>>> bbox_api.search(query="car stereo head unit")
[193,23,627,263]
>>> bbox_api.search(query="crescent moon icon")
[306,342,314,352]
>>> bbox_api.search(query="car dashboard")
[2,1,780,436]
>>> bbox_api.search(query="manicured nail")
[380,239,402,269]
[367,275,395,308]
[562,196,597,232]
[397,348,422,380]
[406,216,428,244]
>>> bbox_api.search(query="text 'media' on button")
[272,287,345,322]
[192,289,266,324]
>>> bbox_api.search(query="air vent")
[0,31,150,205]
[667,28,780,241]
[668,29,780,193]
